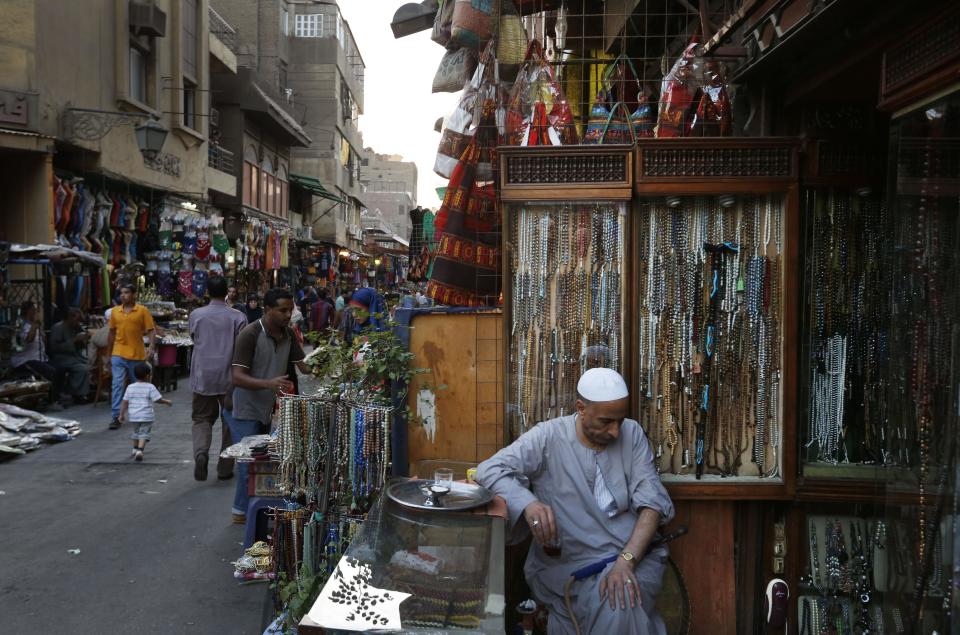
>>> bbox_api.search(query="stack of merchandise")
[0,403,82,457]
[232,541,274,581]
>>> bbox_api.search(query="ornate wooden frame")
[498,145,634,202]
[878,3,960,113]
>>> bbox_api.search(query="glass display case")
[634,193,785,481]
[793,90,960,635]
[300,487,506,634]
[505,199,628,438]
[498,145,635,442]
[631,138,800,492]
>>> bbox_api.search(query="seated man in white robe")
[477,368,674,635]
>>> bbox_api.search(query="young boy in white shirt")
[120,362,172,461]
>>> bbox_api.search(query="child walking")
[120,362,172,461]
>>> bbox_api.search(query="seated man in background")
[11,301,68,411]
[477,368,674,635]
[48,308,92,404]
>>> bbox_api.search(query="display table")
[299,485,506,634]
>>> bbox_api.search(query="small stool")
[154,344,178,392]
[244,496,285,549]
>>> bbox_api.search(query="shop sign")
[0,89,37,129]
[143,151,182,177]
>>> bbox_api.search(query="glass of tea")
[433,468,454,488]
[543,536,562,558]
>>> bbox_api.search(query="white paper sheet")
[307,556,411,632]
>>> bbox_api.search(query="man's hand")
[599,558,641,611]
[145,345,155,360]
[522,501,557,545]
[267,375,294,394]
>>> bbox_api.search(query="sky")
[337,0,461,210]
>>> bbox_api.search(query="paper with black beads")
[307,556,410,631]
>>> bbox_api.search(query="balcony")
[206,142,237,196]
[208,142,235,173]
[209,7,238,72]
[209,6,238,53]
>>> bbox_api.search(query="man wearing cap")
[476,368,674,634]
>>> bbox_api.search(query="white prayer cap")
[577,368,629,402]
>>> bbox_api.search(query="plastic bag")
[434,43,499,179]
[690,60,733,136]
[655,36,702,138]
[504,40,578,146]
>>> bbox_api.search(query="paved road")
[0,382,269,634]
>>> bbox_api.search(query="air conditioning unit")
[129,0,167,37]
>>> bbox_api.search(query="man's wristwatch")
[619,550,636,564]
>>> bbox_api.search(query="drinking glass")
[433,468,454,488]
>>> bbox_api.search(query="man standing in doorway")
[223,287,308,523]
[189,276,248,481]
[108,284,156,429]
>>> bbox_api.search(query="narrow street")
[0,383,268,634]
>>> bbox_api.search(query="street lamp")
[134,117,168,160]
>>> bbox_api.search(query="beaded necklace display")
[508,202,626,439]
[637,195,783,478]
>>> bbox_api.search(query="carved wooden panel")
[803,138,884,185]
[635,139,799,183]
[498,145,634,201]
[882,5,960,99]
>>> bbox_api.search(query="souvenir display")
[506,201,627,437]
[800,515,952,634]
[635,195,784,479]
[276,395,392,513]
[801,187,958,477]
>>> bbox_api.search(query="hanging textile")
[426,101,501,307]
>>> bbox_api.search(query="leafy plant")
[273,564,327,633]
[303,313,429,405]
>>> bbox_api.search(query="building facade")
[360,149,417,240]
[0,0,229,245]
[285,0,367,254]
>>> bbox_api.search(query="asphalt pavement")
[0,381,270,634]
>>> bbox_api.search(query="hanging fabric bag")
[432,47,479,93]
[431,0,456,47]
[427,101,501,308]
[450,0,500,50]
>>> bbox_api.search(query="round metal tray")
[386,479,494,511]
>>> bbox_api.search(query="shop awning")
[289,174,346,204]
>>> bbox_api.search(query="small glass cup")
[543,536,562,558]
[434,468,454,488]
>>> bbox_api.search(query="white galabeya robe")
[477,414,675,634]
